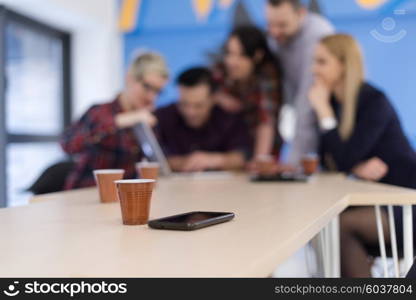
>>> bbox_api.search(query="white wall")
[0,0,123,118]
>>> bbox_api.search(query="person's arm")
[61,106,156,155]
[211,64,243,113]
[214,91,243,113]
[171,151,245,172]
[321,95,394,172]
[253,121,275,159]
[352,157,389,181]
[222,113,253,160]
[167,156,188,172]
[217,151,245,170]
[252,71,282,159]
[60,105,118,155]
[115,110,157,129]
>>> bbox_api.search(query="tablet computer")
[148,211,235,231]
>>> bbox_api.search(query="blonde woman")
[309,34,416,277]
[61,52,169,189]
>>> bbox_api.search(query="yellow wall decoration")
[192,0,214,21]
[119,0,141,32]
[356,0,389,9]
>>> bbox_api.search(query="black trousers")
[406,260,416,278]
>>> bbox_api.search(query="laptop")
[132,123,172,176]
[132,123,233,179]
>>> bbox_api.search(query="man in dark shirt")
[155,67,251,172]
[61,52,169,189]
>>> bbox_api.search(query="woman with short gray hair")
[61,51,169,189]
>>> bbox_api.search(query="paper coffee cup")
[115,179,156,225]
[135,162,160,180]
[93,169,125,203]
[301,154,319,176]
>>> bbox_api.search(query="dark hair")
[226,25,281,76]
[176,67,215,93]
[268,0,302,9]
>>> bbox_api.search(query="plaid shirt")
[212,63,283,155]
[61,97,143,190]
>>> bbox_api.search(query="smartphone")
[250,172,309,183]
[148,211,235,231]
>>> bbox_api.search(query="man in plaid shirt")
[61,52,169,189]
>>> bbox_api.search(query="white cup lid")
[303,153,318,159]
[114,179,155,184]
[93,169,125,174]
[136,162,160,167]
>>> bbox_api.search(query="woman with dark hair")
[213,26,284,164]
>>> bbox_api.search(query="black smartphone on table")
[250,172,309,183]
[148,211,235,231]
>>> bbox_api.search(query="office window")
[6,21,63,135]
[0,7,71,207]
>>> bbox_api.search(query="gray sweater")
[270,13,334,165]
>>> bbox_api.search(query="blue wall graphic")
[123,0,416,147]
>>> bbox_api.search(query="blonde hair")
[320,34,364,140]
[129,51,169,80]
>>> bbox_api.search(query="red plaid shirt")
[212,63,283,155]
[61,96,143,190]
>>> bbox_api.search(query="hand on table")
[352,157,389,181]
[182,152,224,172]
[248,158,296,176]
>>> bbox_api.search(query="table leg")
[375,205,389,277]
[403,205,414,274]
[325,224,331,276]
[329,215,340,277]
[316,216,340,278]
[316,229,328,277]
[387,205,399,277]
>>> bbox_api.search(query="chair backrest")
[27,161,75,195]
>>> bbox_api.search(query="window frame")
[0,6,72,207]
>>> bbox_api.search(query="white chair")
[374,205,414,277]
